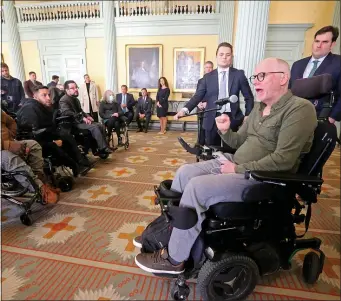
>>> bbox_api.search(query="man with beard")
[59,80,112,155]
[16,86,90,177]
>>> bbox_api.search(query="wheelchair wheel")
[171,283,190,301]
[198,255,259,301]
[20,214,33,226]
[99,153,109,159]
[1,180,28,197]
[57,176,73,192]
[303,252,322,284]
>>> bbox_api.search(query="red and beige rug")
[1,131,340,300]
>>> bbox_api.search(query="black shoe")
[137,128,143,133]
[79,157,91,167]
[118,137,124,146]
[144,129,148,133]
[133,236,142,249]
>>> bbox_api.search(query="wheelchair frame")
[1,170,45,226]
[104,120,130,150]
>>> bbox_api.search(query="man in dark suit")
[116,85,136,125]
[24,71,42,98]
[47,75,59,88]
[290,25,341,123]
[174,42,254,146]
[136,88,152,133]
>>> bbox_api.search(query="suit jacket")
[289,52,341,121]
[136,96,152,115]
[47,81,57,88]
[185,68,254,131]
[116,93,136,112]
[24,80,42,98]
[59,94,89,123]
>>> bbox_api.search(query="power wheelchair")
[55,112,111,160]
[149,119,337,301]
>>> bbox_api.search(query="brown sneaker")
[41,184,60,204]
[135,248,184,275]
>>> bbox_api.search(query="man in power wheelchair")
[1,110,60,225]
[99,90,130,150]
[133,58,338,301]
[15,85,89,178]
[59,80,112,156]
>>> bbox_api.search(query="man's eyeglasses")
[249,72,284,84]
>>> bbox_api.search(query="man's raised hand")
[215,114,231,133]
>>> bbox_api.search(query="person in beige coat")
[79,74,99,122]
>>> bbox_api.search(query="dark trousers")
[57,130,85,162]
[105,117,121,138]
[123,111,134,125]
[76,122,107,150]
[136,114,151,130]
[41,142,78,170]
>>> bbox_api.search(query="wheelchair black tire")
[20,214,33,226]
[57,177,73,192]
[198,255,259,301]
[1,180,28,197]
[99,153,110,159]
[302,252,321,284]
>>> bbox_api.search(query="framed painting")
[173,47,205,92]
[126,44,163,92]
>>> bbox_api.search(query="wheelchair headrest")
[291,74,333,99]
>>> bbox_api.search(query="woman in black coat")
[99,90,124,146]
[156,77,170,134]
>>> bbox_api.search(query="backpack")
[141,214,173,253]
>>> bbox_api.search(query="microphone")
[215,95,239,106]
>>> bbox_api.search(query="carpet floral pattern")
[1,131,340,300]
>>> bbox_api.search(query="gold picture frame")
[173,47,205,92]
[126,44,163,92]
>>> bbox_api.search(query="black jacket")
[99,101,123,120]
[59,94,89,122]
[1,76,25,112]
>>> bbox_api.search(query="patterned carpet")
[1,130,340,300]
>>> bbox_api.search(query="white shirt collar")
[310,54,328,64]
[217,66,229,73]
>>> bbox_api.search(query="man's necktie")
[308,60,319,78]
[122,95,127,113]
[218,71,227,113]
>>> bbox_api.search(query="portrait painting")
[126,45,163,91]
[173,47,205,92]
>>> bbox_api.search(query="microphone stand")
[177,106,222,160]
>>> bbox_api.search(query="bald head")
[252,58,291,105]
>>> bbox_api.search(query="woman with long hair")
[99,90,124,146]
[156,77,170,134]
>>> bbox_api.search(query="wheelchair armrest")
[208,145,236,154]
[247,170,323,186]
[56,115,73,122]
[32,128,48,136]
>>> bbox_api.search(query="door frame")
[38,38,87,85]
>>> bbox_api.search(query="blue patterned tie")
[122,95,127,113]
[308,60,319,78]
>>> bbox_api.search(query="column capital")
[3,0,25,83]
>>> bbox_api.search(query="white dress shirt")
[302,54,328,78]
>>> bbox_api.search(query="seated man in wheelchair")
[59,80,112,155]
[16,85,89,177]
[134,58,319,274]
[1,110,60,203]
[99,90,125,147]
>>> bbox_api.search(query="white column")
[333,0,340,55]
[218,1,235,43]
[103,0,118,92]
[3,0,25,83]
[233,1,270,78]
